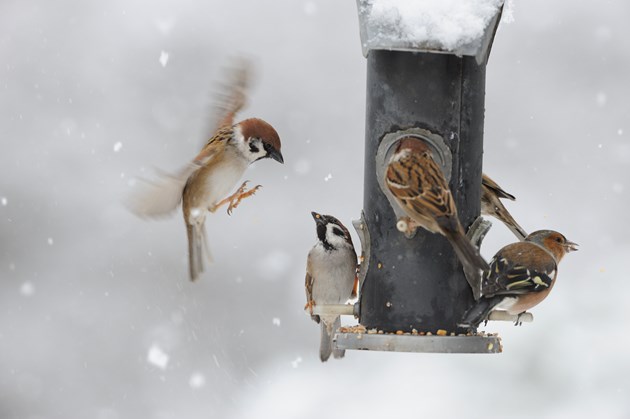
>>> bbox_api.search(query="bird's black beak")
[268,148,284,164]
[311,211,325,224]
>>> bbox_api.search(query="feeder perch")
[333,0,505,354]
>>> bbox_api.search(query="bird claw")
[304,300,316,316]
[513,312,524,326]
[211,181,262,215]
[226,181,262,215]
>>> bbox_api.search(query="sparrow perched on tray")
[385,137,489,289]
[305,212,358,362]
[459,229,578,329]
[126,60,284,280]
[481,173,527,240]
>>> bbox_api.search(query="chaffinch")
[459,229,578,329]
[481,173,528,240]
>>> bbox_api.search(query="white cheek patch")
[326,224,347,247]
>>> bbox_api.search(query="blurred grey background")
[1,0,628,418]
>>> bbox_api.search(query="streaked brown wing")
[386,151,456,219]
[305,271,314,303]
[192,126,231,165]
[482,244,557,296]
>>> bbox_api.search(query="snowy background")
[1,0,629,418]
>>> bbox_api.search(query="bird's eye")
[555,237,563,243]
[332,227,344,237]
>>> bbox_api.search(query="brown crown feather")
[238,118,281,151]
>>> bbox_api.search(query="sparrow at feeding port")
[125,60,284,281]
[459,229,578,329]
[481,173,528,241]
[305,212,358,362]
[385,137,489,290]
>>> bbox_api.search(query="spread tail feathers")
[187,222,213,281]
[125,163,200,218]
[320,316,343,362]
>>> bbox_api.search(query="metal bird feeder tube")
[359,50,487,335]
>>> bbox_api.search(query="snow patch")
[359,0,503,52]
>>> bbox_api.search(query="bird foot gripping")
[211,181,262,215]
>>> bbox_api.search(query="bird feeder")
[333,0,508,354]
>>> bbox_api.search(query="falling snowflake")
[596,92,607,107]
[1,197,6,206]
[20,281,35,296]
[147,345,169,370]
[113,142,122,152]
[272,317,281,327]
[291,356,303,369]
[47,238,54,246]
[159,51,169,67]
[189,372,206,389]
[324,173,333,182]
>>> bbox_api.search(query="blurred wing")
[124,162,200,218]
[386,152,456,220]
[206,57,254,135]
[126,130,228,218]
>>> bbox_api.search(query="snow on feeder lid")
[356,0,504,64]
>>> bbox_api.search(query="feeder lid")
[356,0,504,64]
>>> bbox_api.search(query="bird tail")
[441,222,490,296]
[320,316,343,362]
[494,203,528,241]
[186,222,213,281]
[459,295,505,329]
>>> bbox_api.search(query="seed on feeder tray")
[378,330,384,334]
[385,301,392,308]
[396,219,408,232]
[367,328,377,334]
[426,332,433,336]
[437,329,447,336]
[411,329,418,335]
[487,343,494,351]
[377,262,383,269]
[395,330,403,335]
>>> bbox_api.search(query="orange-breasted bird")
[459,229,578,329]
